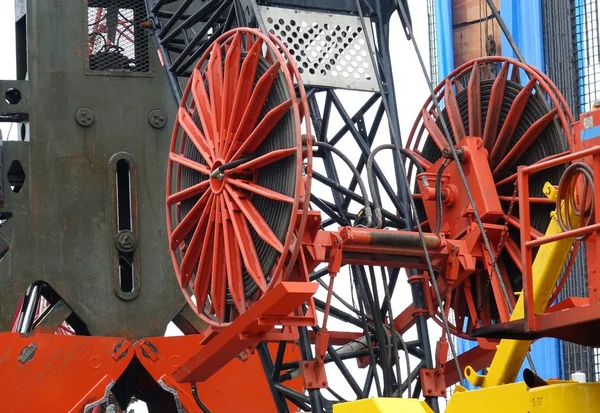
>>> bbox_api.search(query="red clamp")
[301,330,329,389]
[420,338,448,397]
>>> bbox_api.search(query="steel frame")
[143,1,585,412]
[4,1,600,412]
[146,0,439,410]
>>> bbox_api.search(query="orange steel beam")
[134,336,304,412]
[173,282,318,383]
[0,333,133,412]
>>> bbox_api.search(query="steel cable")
[556,162,595,240]
[367,144,427,228]
[313,141,373,226]
[394,0,538,374]
[355,0,465,386]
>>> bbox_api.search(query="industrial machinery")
[2,0,600,412]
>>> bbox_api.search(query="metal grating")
[573,0,600,113]
[87,0,150,73]
[559,245,595,381]
[542,0,598,382]
[542,0,579,116]
[427,0,438,85]
[258,6,378,91]
[542,0,599,382]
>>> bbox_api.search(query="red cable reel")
[166,28,312,328]
[404,56,574,337]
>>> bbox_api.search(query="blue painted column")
[434,0,454,79]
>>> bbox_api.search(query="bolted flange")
[75,108,94,127]
[149,109,167,129]
[115,230,136,253]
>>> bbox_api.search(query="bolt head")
[76,108,94,127]
[149,110,167,129]
[115,230,136,252]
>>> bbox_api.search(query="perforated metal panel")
[86,0,151,74]
[258,6,378,91]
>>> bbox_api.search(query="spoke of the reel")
[489,78,537,168]
[507,215,543,239]
[225,185,284,253]
[191,68,218,161]
[421,107,447,151]
[444,79,466,142]
[226,38,264,144]
[482,62,509,152]
[169,153,211,176]
[482,62,494,80]
[495,172,518,188]
[511,65,521,83]
[221,196,246,314]
[178,107,214,163]
[230,147,296,173]
[179,196,214,288]
[246,33,257,50]
[227,61,283,159]
[207,43,224,155]
[167,180,210,206]
[504,237,523,272]
[493,109,558,177]
[228,178,294,204]
[193,205,217,311]
[468,64,482,137]
[170,190,212,249]
[404,149,432,169]
[223,190,268,292]
[230,98,293,161]
[221,33,242,157]
[211,198,227,322]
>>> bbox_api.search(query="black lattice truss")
[145,1,441,412]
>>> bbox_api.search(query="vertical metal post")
[517,166,534,329]
[298,327,325,413]
[257,343,291,413]
[371,3,438,408]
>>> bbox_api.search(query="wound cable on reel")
[395,0,538,375]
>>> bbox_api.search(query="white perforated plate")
[258,6,379,91]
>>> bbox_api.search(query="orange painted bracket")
[0,333,133,412]
[135,336,304,413]
[133,337,205,413]
[173,281,318,383]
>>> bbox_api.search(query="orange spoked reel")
[405,57,574,335]
[166,28,311,327]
